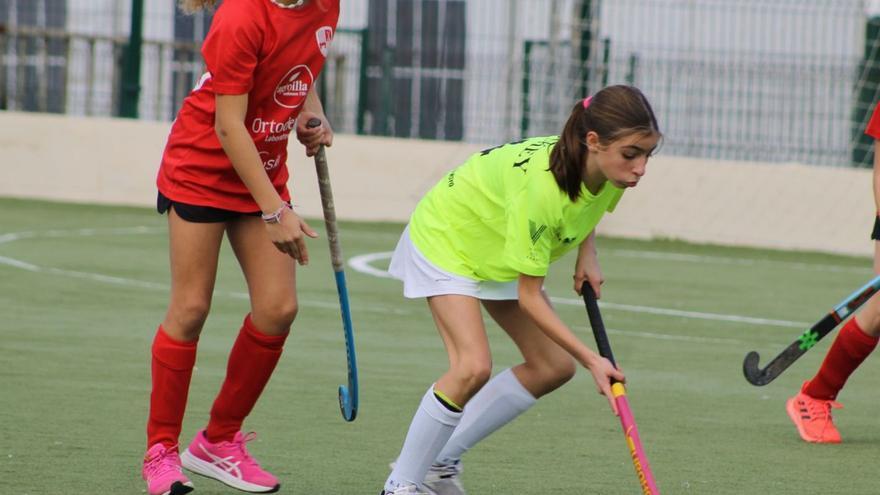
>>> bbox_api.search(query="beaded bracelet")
[262,204,290,224]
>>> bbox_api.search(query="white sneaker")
[423,460,465,495]
[382,484,428,495]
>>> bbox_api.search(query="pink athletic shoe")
[142,444,194,495]
[180,429,280,493]
[786,391,843,444]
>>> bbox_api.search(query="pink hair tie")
[582,96,593,109]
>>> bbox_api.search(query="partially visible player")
[141,1,339,494]
[379,85,661,495]
[786,102,880,443]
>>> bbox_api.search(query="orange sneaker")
[785,390,843,443]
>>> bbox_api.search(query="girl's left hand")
[574,254,604,298]
[296,112,334,157]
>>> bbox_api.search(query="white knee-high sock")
[386,385,463,490]
[436,368,536,464]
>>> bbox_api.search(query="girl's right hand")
[267,208,318,265]
[586,354,626,416]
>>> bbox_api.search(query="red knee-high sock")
[206,314,288,443]
[803,317,879,400]
[147,326,198,448]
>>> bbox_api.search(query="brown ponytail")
[549,85,660,201]
[178,0,219,14]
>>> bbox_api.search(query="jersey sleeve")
[501,182,560,277]
[867,102,880,140]
[201,2,262,95]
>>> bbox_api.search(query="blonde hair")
[179,0,219,14]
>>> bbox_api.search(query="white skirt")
[388,225,519,300]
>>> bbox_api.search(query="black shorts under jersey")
[157,192,261,223]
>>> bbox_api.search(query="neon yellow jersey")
[409,136,624,281]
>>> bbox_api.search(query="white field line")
[599,327,746,345]
[0,227,404,315]
[0,227,781,344]
[607,249,867,275]
[0,226,162,245]
[0,227,840,330]
[348,251,396,279]
[348,251,810,328]
[1,226,866,275]
[549,298,807,328]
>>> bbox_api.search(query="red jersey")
[157,0,340,212]
[867,102,880,140]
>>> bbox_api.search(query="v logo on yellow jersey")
[529,220,547,245]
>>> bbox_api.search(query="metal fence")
[1,0,878,167]
[0,23,201,118]
[488,0,879,167]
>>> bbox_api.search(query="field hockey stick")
[743,274,880,386]
[306,117,359,421]
[582,283,660,495]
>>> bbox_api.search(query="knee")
[547,357,577,388]
[857,299,880,337]
[526,355,576,393]
[453,359,493,394]
[272,298,299,327]
[166,298,211,340]
[252,298,299,334]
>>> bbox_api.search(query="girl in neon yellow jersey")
[380,85,662,495]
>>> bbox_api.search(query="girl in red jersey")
[141,1,339,494]
[786,102,880,444]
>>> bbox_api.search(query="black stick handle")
[581,281,617,369]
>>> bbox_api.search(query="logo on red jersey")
[274,65,313,109]
[316,26,334,57]
[259,150,282,171]
[252,116,296,143]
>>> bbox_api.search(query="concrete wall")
[0,111,873,256]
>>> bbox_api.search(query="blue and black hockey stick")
[307,118,359,421]
[743,274,880,386]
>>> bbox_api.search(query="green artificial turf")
[1,197,876,494]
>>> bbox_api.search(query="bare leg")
[385,295,489,491]
[433,298,576,465]
[204,216,298,441]
[226,215,299,335]
[482,297,576,398]
[147,208,224,448]
[429,294,493,406]
[855,292,880,337]
[161,208,226,341]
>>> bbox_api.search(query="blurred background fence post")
[118,0,143,118]
[576,0,594,99]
